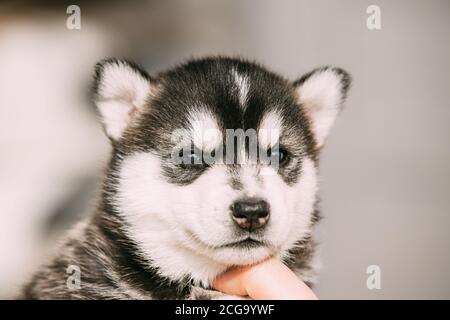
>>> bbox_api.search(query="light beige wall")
[1,0,448,298]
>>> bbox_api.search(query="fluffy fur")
[22,57,351,299]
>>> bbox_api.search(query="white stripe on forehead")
[258,110,283,149]
[232,68,249,109]
[187,108,222,152]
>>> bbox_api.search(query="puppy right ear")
[93,58,152,141]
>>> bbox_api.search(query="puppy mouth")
[217,237,266,249]
[184,228,271,251]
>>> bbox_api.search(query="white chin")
[209,246,273,266]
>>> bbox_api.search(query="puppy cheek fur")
[116,152,318,286]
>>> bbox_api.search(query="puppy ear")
[93,58,152,141]
[294,67,351,148]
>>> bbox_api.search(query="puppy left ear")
[93,58,152,141]
[294,67,351,148]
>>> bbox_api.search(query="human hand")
[213,257,318,300]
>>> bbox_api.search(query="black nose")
[230,198,270,231]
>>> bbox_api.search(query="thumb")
[213,258,318,300]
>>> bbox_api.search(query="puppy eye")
[177,146,217,169]
[269,148,289,165]
[179,148,202,165]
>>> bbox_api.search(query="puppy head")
[93,57,351,285]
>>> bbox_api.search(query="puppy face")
[93,57,350,285]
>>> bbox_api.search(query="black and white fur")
[22,57,351,299]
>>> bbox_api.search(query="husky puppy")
[22,57,350,299]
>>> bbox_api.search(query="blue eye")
[270,148,289,164]
[187,152,201,163]
[178,147,207,167]
[179,149,201,164]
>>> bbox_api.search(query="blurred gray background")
[0,0,449,299]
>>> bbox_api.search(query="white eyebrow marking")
[232,68,249,109]
[188,108,222,152]
[258,110,282,150]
